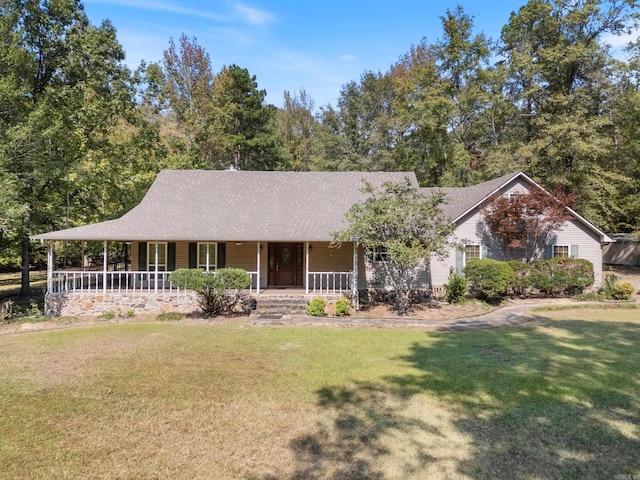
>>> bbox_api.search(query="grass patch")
[0,311,638,479]
[533,302,640,312]
[157,311,184,321]
[96,310,115,321]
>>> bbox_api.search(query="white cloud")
[601,29,638,48]
[233,2,276,26]
[338,54,357,62]
[601,29,639,61]
[85,0,228,21]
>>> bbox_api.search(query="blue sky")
[82,0,632,109]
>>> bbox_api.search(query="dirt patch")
[353,300,495,321]
[607,265,640,292]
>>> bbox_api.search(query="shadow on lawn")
[261,316,640,479]
[387,317,640,479]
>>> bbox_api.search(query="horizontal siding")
[501,178,531,197]
[131,242,139,270]
[226,242,259,271]
[553,219,603,286]
[603,242,640,267]
[309,242,352,272]
[175,242,189,269]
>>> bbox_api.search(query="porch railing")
[51,270,259,296]
[307,271,353,295]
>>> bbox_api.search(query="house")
[32,170,611,316]
[427,171,612,287]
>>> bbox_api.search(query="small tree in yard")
[333,179,453,314]
[168,268,251,316]
[481,186,573,262]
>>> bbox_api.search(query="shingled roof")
[420,171,521,220]
[32,170,419,242]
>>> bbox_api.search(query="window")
[464,244,481,265]
[507,192,521,202]
[366,246,389,263]
[553,245,570,258]
[197,242,217,271]
[147,242,167,270]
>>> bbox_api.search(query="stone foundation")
[45,291,200,317]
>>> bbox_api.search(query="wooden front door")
[268,243,303,287]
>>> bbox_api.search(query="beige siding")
[226,242,260,271]
[308,242,353,271]
[175,242,189,269]
[603,241,640,267]
[131,241,139,270]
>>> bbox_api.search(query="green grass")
[0,270,46,294]
[0,310,638,479]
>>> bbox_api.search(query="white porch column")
[352,241,359,311]
[256,241,261,295]
[154,242,159,293]
[47,241,54,294]
[103,241,108,294]
[305,242,310,294]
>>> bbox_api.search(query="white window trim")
[147,242,168,271]
[197,242,218,271]
[463,243,482,266]
[552,244,570,258]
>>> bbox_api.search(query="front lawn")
[0,310,638,479]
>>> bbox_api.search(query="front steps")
[252,292,347,318]
[253,297,308,318]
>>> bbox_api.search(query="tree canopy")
[333,179,454,313]
[2,0,640,293]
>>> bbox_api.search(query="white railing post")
[305,242,310,294]
[103,241,108,294]
[352,241,359,310]
[46,242,54,294]
[256,242,261,295]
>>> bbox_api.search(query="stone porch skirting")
[45,291,200,317]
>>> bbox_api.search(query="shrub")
[444,273,468,304]
[0,300,14,322]
[335,298,351,316]
[307,297,327,316]
[507,260,532,294]
[27,299,42,317]
[612,282,634,301]
[464,258,514,300]
[530,258,594,296]
[601,273,618,298]
[168,268,251,316]
[125,309,135,317]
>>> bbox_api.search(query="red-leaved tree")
[481,186,574,262]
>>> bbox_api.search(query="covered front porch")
[43,240,364,316]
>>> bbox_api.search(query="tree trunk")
[20,207,31,296]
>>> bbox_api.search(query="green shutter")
[138,242,147,270]
[570,245,579,258]
[189,243,197,268]
[456,249,464,275]
[543,244,553,259]
[217,243,226,269]
[167,242,176,271]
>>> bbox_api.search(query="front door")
[268,243,303,287]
